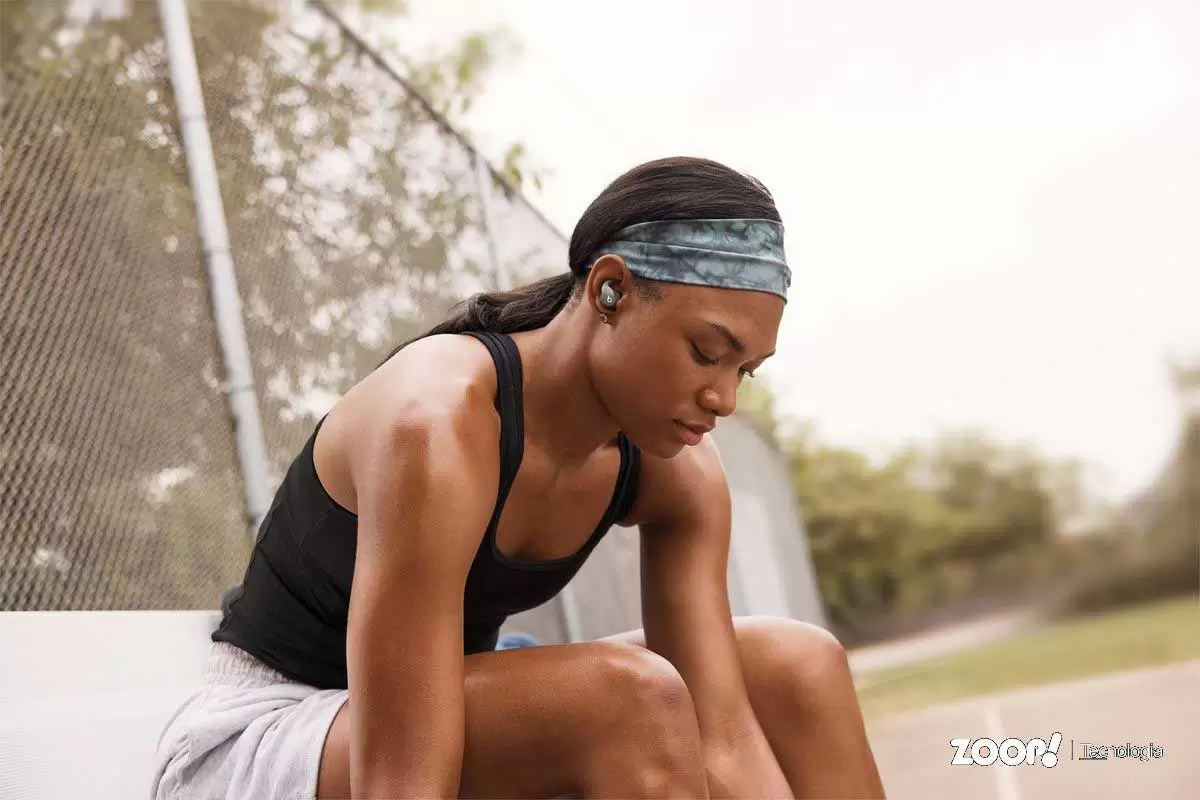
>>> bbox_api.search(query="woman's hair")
[387,156,780,358]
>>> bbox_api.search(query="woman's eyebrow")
[706,322,776,359]
[707,322,745,352]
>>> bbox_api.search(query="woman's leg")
[606,616,887,799]
[316,641,710,799]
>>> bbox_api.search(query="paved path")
[865,660,1199,800]
[848,609,1041,676]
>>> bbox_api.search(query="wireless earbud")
[599,280,621,310]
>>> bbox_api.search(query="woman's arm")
[344,391,499,799]
[634,438,794,799]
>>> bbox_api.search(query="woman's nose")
[698,384,736,418]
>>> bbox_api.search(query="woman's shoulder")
[622,435,729,528]
[314,334,504,506]
[348,333,500,422]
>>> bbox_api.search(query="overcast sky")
[387,0,1198,501]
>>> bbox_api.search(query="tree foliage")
[779,406,1094,635]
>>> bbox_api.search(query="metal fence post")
[159,0,274,535]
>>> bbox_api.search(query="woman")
[151,156,886,799]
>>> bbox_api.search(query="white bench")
[0,610,220,800]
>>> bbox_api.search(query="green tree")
[785,431,969,630]
[920,432,1059,573]
[1167,360,1200,547]
[781,422,1081,635]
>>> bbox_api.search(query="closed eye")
[694,341,758,379]
[690,342,719,366]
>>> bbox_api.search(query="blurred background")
[1,1,1196,798]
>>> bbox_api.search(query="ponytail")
[383,272,578,362]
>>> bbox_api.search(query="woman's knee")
[587,641,698,725]
[737,617,853,709]
[577,642,707,796]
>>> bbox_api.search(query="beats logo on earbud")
[599,280,621,310]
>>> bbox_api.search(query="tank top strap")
[613,432,642,523]
[459,331,526,530]
[461,331,641,547]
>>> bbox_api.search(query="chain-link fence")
[1,0,825,636]
[187,3,499,482]
[2,1,249,611]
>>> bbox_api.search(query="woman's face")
[586,262,784,459]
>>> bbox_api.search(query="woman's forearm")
[704,722,796,799]
[349,667,466,798]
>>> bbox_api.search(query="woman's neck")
[512,312,620,466]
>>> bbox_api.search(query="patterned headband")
[587,218,791,301]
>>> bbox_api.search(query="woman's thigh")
[317,640,702,799]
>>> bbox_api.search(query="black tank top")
[212,331,641,689]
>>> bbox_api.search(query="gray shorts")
[150,641,348,800]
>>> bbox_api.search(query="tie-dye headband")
[588,218,791,301]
